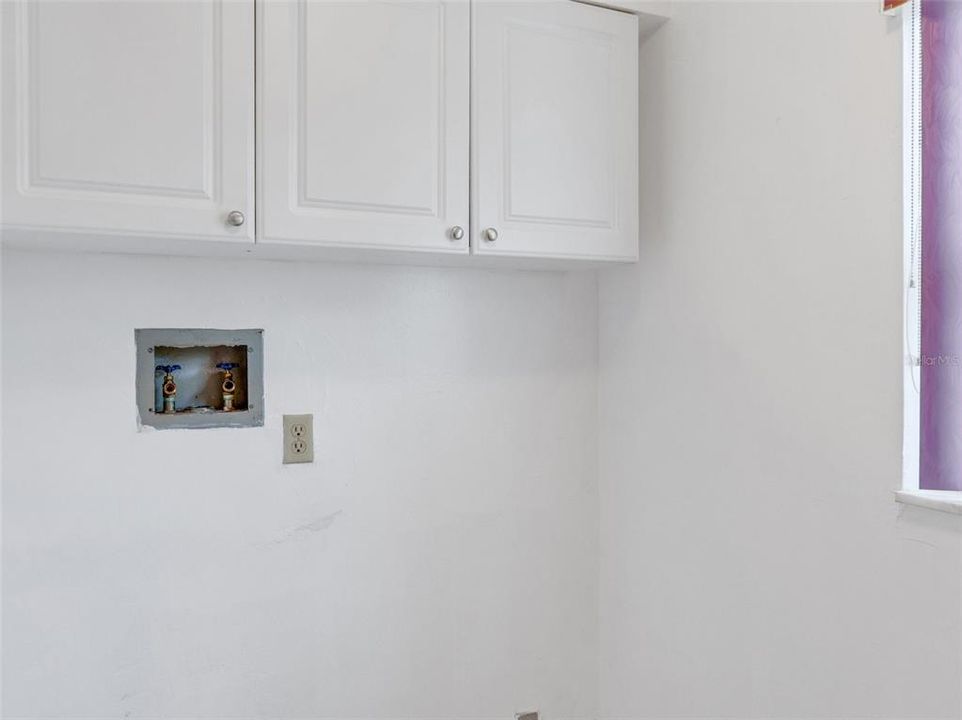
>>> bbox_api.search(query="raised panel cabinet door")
[472,2,639,261]
[1,0,255,243]
[257,0,470,253]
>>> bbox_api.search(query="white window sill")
[895,489,962,515]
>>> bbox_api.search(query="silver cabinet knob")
[450,225,465,241]
[226,210,246,227]
[483,227,499,242]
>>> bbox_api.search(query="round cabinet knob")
[450,225,465,241]
[483,227,499,242]
[226,210,246,227]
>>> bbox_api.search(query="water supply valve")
[217,362,240,412]
[155,364,182,414]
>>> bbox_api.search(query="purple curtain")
[920,0,962,490]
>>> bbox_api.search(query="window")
[899,0,962,511]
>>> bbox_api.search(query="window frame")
[894,0,962,513]
[902,0,921,494]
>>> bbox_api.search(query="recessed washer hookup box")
[135,328,264,430]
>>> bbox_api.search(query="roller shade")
[920,0,962,490]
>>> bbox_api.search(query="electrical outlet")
[283,414,314,464]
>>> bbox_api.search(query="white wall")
[1,249,599,718]
[7,4,962,720]
[598,2,962,718]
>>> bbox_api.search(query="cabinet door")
[472,2,638,261]
[258,1,469,254]
[1,1,255,243]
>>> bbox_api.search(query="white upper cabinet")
[2,0,645,264]
[1,1,255,243]
[257,0,470,254]
[472,2,639,261]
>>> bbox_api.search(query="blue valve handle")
[217,362,240,371]
[155,364,182,374]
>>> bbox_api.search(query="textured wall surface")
[2,249,599,718]
[5,3,962,720]
[598,2,962,718]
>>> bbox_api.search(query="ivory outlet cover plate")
[283,414,314,464]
